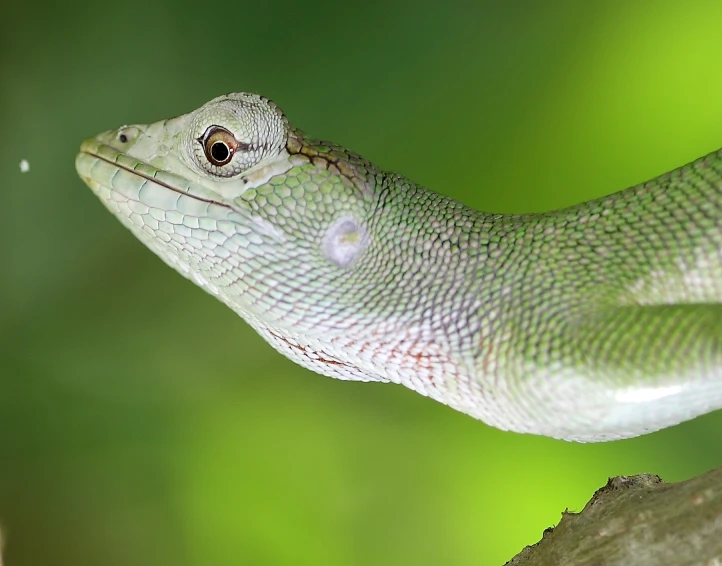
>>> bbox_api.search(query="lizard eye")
[188,94,288,178]
[200,126,239,167]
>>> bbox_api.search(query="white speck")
[19,159,30,173]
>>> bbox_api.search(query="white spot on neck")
[323,216,368,268]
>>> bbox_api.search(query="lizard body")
[76,93,722,441]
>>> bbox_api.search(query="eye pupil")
[210,141,230,163]
[200,126,238,167]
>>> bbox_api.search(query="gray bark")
[506,467,722,565]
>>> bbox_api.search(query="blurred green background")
[2,0,722,564]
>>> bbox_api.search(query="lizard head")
[76,92,501,411]
[75,93,381,333]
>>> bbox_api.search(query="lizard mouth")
[75,136,230,211]
[79,149,227,208]
[75,135,287,248]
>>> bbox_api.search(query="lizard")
[75,93,722,442]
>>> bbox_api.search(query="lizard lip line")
[80,150,230,209]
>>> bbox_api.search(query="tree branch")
[506,466,722,565]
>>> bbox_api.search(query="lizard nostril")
[116,126,139,144]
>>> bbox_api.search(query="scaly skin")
[75,93,722,441]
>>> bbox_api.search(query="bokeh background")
[2,0,722,564]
